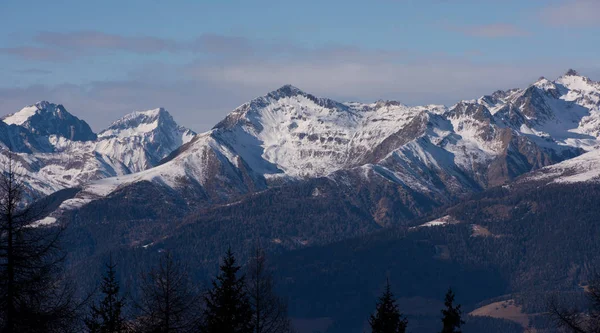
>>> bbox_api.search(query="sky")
[1,0,599,132]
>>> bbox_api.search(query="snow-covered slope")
[212,85,440,178]
[522,149,600,185]
[57,70,600,216]
[0,103,195,197]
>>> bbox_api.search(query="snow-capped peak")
[374,100,406,109]
[94,107,196,173]
[268,84,305,99]
[564,69,580,77]
[3,101,58,126]
[2,101,96,141]
[99,107,184,139]
[556,70,599,93]
[532,77,557,91]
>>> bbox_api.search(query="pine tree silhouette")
[247,245,293,333]
[440,288,464,333]
[203,248,253,333]
[0,152,78,332]
[369,279,407,333]
[85,256,128,333]
[135,251,200,332]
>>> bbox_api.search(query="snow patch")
[3,105,39,126]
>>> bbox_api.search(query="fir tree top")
[369,279,407,333]
[440,288,464,333]
[85,257,128,333]
[203,247,253,333]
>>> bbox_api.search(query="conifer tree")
[247,246,293,333]
[203,248,253,333]
[136,252,200,333]
[85,257,128,333]
[0,152,78,332]
[369,280,407,333]
[440,288,464,333]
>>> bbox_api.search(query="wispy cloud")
[0,46,66,61]
[3,32,283,61]
[448,23,530,38]
[539,0,600,27]
[34,31,180,53]
[191,34,258,55]
[13,68,52,75]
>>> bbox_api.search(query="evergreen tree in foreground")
[247,245,293,333]
[369,279,407,333]
[0,152,78,332]
[440,288,464,333]
[136,252,200,333]
[85,257,128,333]
[203,248,253,333]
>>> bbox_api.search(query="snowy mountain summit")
[0,104,195,197]
[97,108,195,172]
[3,101,96,142]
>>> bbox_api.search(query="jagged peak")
[555,69,598,84]
[214,85,351,131]
[3,101,74,126]
[35,100,53,109]
[447,101,493,120]
[532,76,557,91]
[374,100,405,108]
[120,107,170,122]
[2,101,96,141]
[555,69,598,92]
[268,84,305,98]
[99,107,190,138]
[564,69,580,77]
[264,84,345,109]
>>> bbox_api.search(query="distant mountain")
[51,70,600,225]
[0,103,195,198]
[96,108,195,173]
[3,101,96,142]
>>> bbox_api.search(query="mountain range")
[6,69,597,224]
[3,69,600,332]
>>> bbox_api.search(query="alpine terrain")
[2,69,600,332]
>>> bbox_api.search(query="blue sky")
[1,0,599,131]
